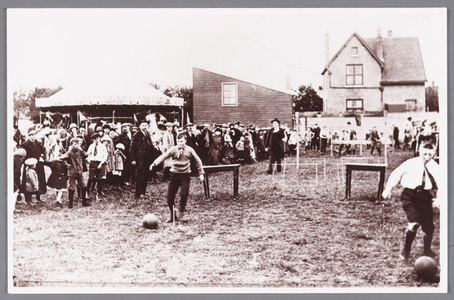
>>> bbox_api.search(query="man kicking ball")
[150,132,205,223]
[382,143,440,260]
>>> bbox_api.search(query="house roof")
[194,67,296,96]
[322,32,384,75]
[35,82,184,107]
[322,32,426,84]
[364,37,426,83]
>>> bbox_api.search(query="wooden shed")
[193,67,294,128]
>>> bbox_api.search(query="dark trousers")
[312,138,320,151]
[122,160,132,184]
[289,144,296,156]
[135,161,150,197]
[24,192,39,203]
[167,172,191,213]
[320,138,327,154]
[371,145,381,155]
[401,188,434,237]
[268,150,283,172]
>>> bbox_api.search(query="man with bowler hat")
[265,118,285,174]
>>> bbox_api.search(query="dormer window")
[351,47,358,56]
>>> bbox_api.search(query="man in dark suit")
[312,123,321,151]
[393,124,400,149]
[118,123,133,186]
[265,118,285,174]
[130,120,156,199]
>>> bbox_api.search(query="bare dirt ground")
[12,150,441,289]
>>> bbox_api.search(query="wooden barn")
[193,67,294,128]
[35,82,184,126]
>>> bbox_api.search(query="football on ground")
[142,213,159,229]
[414,256,438,281]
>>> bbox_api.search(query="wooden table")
[202,164,240,199]
[345,163,387,200]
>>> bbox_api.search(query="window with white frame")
[405,99,417,111]
[346,99,363,112]
[351,47,358,56]
[346,64,363,85]
[222,83,238,106]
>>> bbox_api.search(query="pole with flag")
[187,112,191,124]
[78,111,88,127]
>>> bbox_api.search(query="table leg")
[378,169,385,200]
[203,174,210,199]
[345,168,351,199]
[233,166,239,199]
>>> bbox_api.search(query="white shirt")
[385,157,440,191]
[87,142,108,163]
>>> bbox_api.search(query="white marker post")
[295,112,300,170]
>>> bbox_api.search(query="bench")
[345,163,387,200]
[202,164,240,199]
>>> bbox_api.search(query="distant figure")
[370,126,381,156]
[393,124,400,149]
[265,118,285,174]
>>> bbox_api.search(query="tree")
[292,85,323,112]
[14,86,63,123]
[162,85,194,123]
[13,88,32,119]
[425,82,439,112]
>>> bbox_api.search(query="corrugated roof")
[364,37,426,83]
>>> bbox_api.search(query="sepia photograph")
[6,7,448,294]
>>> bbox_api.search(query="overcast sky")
[7,8,446,93]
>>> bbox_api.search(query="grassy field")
[12,150,441,289]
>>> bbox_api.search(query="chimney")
[377,29,384,61]
[388,30,392,37]
[325,33,330,63]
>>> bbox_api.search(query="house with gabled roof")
[321,29,427,115]
[193,67,295,127]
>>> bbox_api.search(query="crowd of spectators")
[12,115,439,208]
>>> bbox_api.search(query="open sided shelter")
[35,81,184,125]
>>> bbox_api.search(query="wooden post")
[296,112,300,170]
[315,164,318,185]
[324,158,326,181]
[283,158,286,181]
[385,140,388,167]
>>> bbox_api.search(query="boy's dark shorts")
[89,161,103,181]
[401,188,434,233]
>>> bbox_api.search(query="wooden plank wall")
[193,68,293,128]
